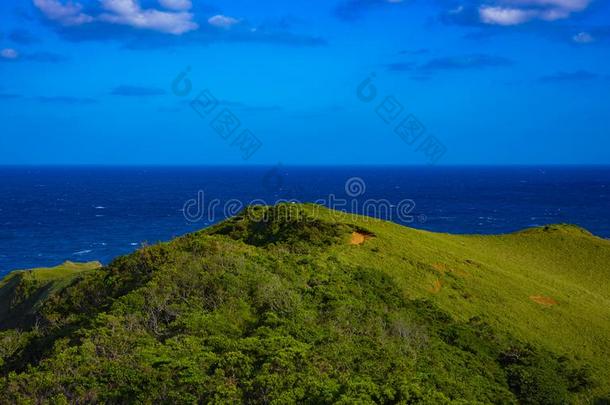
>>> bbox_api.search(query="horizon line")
[1,163,610,168]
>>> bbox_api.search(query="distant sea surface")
[1,166,610,276]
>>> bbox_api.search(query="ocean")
[1,165,609,276]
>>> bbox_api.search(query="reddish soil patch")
[432,263,448,273]
[529,295,558,306]
[429,279,442,294]
[350,232,372,245]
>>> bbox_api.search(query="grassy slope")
[0,205,608,403]
[0,261,101,328]
[311,206,610,380]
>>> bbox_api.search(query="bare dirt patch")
[429,279,442,294]
[350,232,372,245]
[432,263,448,273]
[529,295,558,306]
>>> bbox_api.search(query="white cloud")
[208,15,240,29]
[478,0,592,25]
[479,6,535,25]
[1,48,19,59]
[573,31,594,43]
[33,0,93,26]
[158,0,192,11]
[99,0,198,35]
[502,0,589,13]
[34,0,198,35]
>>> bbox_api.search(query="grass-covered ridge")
[0,204,609,403]
[0,261,101,329]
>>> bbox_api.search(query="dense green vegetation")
[1,204,609,404]
[0,261,101,329]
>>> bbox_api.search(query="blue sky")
[0,0,609,165]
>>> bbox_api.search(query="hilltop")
[0,204,609,404]
[0,261,101,329]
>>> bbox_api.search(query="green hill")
[0,261,101,329]
[1,204,609,404]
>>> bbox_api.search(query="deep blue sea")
[1,166,610,277]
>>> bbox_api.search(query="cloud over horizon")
[158,0,192,12]
[33,0,94,26]
[30,0,325,48]
[0,48,66,63]
[98,0,198,35]
[207,14,240,29]
[442,0,593,27]
[33,0,199,35]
